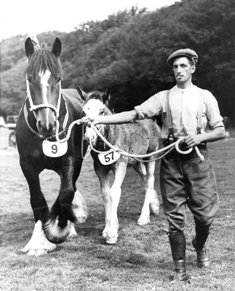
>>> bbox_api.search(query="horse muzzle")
[37,119,57,137]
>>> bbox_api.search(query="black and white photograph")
[0,0,234,290]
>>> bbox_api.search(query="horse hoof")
[103,228,118,244]
[137,217,150,226]
[72,190,88,223]
[44,219,71,244]
[102,231,108,239]
[150,204,160,215]
[106,237,117,245]
[27,249,49,256]
[68,223,78,239]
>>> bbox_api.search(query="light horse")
[79,89,161,244]
[16,37,87,255]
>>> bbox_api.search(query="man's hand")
[184,134,203,148]
[82,116,98,126]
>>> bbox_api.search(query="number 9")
[51,144,58,154]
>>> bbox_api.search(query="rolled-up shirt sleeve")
[204,90,224,129]
[134,92,164,120]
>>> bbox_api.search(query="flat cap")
[167,48,198,66]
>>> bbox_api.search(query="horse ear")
[76,86,87,100]
[52,38,62,57]
[25,37,35,58]
[25,36,40,58]
[103,88,110,104]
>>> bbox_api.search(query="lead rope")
[55,118,204,161]
[89,138,175,162]
[87,122,204,161]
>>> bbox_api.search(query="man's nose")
[176,67,182,74]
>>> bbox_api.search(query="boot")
[169,230,190,283]
[192,237,210,268]
[192,219,210,268]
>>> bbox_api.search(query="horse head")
[25,37,62,137]
[77,88,111,144]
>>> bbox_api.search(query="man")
[85,49,225,282]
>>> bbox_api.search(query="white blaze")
[39,69,51,129]
[83,99,104,117]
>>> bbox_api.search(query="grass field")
[0,128,234,291]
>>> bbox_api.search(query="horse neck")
[97,109,119,145]
[57,93,69,129]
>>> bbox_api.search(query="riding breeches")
[160,145,219,231]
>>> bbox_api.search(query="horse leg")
[93,164,111,241]
[137,160,160,225]
[20,161,56,255]
[106,160,128,244]
[44,159,87,243]
[68,160,88,238]
[72,159,88,224]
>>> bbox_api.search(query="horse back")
[107,119,161,155]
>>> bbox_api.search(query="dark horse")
[16,37,87,255]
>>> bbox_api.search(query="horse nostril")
[37,120,42,129]
[48,122,56,133]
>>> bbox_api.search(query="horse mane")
[26,49,62,79]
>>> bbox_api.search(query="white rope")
[88,122,183,158]
[55,118,205,161]
[88,122,205,161]
[55,118,84,143]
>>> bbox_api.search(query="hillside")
[1,0,234,123]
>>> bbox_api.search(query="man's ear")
[191,65,196,74]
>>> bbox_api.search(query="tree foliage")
[1,0,234,123]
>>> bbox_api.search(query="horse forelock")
[26,49,62,80]
[87,91,104,102]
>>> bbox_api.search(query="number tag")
[42,140,68,158]
[98,150,120,165]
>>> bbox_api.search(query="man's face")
[172,57,195,84]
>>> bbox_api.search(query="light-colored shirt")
[134,84,224,139]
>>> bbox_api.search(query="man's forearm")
[95,110,138,124]
[200,126,226,143]
[185,126,225,147]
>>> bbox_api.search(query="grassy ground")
[0,128,234,291]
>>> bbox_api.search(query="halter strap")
[23,103,43,138]
[23,93,69,139]
[26,78,62,119]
